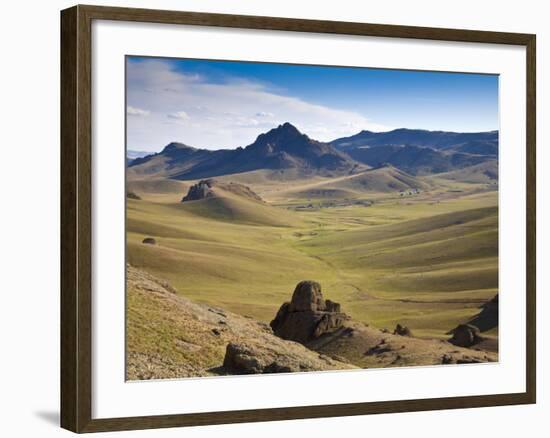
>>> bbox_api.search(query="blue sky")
[127,56,498,152]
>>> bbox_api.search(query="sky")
[126,56,499,152]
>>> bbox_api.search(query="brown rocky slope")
[126,265,355,380]
[127,266,497,380]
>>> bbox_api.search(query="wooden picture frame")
[61,4,536,433]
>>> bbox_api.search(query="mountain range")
[128,123,498,180]
[330,128,498,154]
[329,128,497,175]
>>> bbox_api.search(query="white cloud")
[167,110,190,121]
[126,106,150,116]
[126,59,390,151]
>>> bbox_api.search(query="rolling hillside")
[126,123,499,343]
[178,179,301,227]
[435,160,498,184]
[315,165,431,193]
[284,165,431,200]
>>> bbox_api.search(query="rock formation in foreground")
[270,281,498,369]
[448,324,484,347]
[126,265,353,380]
[270,281,348,343]
[127,269,499,380]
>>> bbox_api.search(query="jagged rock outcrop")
[181,179,215,202]
[448,323,484,347]
[181,178,263,203]
[270,281,349,344]
[270,282,498,368]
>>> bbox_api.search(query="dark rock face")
[142,237,156,245]
[270,281,348,344]
[289,281,325,311]
[467,293,498,332]
[449,324,484,347]
[393,324,412,337]
[181,179,215,202]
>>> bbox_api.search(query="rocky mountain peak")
[163,142,197,152]
[252,122,305,148]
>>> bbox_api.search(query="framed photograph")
[60,5,536,433]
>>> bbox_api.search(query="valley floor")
[126,169,498,344]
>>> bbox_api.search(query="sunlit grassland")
[127,176,498,339]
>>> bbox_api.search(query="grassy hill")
[303,165,431,194]
[435,160,498,184]
[127,170,498,339]
[178,194,301,227]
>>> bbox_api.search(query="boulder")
[142,237,156,245]
[270,281,348,344]
[393,324,412,337]
[449,324,484,347]
[223,343,264,374]
[222,342,341,374]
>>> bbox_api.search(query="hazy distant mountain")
[126,149,152,165]
[128,125,498,180]
[330,129,498,175]
[128,123,364,180]
[343,144,494,175]
[331,128,498,152]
